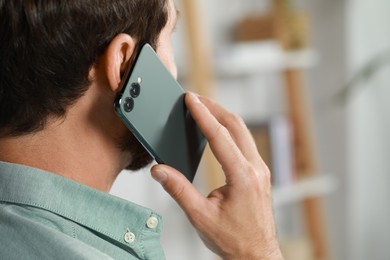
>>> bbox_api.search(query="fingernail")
[152,169,168,184]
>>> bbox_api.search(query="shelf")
[214,40,319,78]
[272,174,337,208]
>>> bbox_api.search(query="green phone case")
[115,44,206,182]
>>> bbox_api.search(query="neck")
[0,70,133,192]
[0,89,130,192]
[0,124,122,192]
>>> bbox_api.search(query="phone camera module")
[130,82,141,98]
[123,97,134,112]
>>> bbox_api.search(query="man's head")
[0,0,178,171]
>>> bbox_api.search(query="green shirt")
[0,161,165,259]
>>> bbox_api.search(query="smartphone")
[114,44,206,182]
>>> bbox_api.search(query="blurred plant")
[337,48,390,103]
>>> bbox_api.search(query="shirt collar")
[0,161,163,251]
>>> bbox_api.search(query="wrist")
[225,243,284,260]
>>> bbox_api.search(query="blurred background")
[111,0,390,259]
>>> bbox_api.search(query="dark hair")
[0,0,168,136]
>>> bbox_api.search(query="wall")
[300,1,348,259]
[346,0,390,259]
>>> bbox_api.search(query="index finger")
[185,93,247,182]
[198,96,263,167]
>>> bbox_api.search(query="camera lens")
[130,82,141,98]
[123,97,134,112]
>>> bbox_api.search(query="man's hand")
[151,93,283,260]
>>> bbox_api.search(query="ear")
[103,34,136,92]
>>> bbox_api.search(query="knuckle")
[263,165,272,181]
[246,164,259,180]
[239,163,259,185]
[166,182,186,200]
[243,163,271,187]
[258,160,272,182]
[226,112,245,128]
[210,123,229,142]
[234,114,246,127]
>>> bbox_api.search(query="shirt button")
[146,216,159,229]
[124,230,135,244]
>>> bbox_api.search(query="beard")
[118,132,154,171]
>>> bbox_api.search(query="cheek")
[157,40,177,79]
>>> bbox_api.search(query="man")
[0,0,283,259]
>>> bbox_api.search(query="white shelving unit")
[272,174,337,208]
[213,41,336,209]
[213,40,333,259]
[214,40,319,77]
[180,1,333,258]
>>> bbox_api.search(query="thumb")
[151,164,206,214]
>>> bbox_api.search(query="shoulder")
[0,203,113,260]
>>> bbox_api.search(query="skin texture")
[0,0,283,258]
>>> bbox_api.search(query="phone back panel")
[115,44,206,182]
